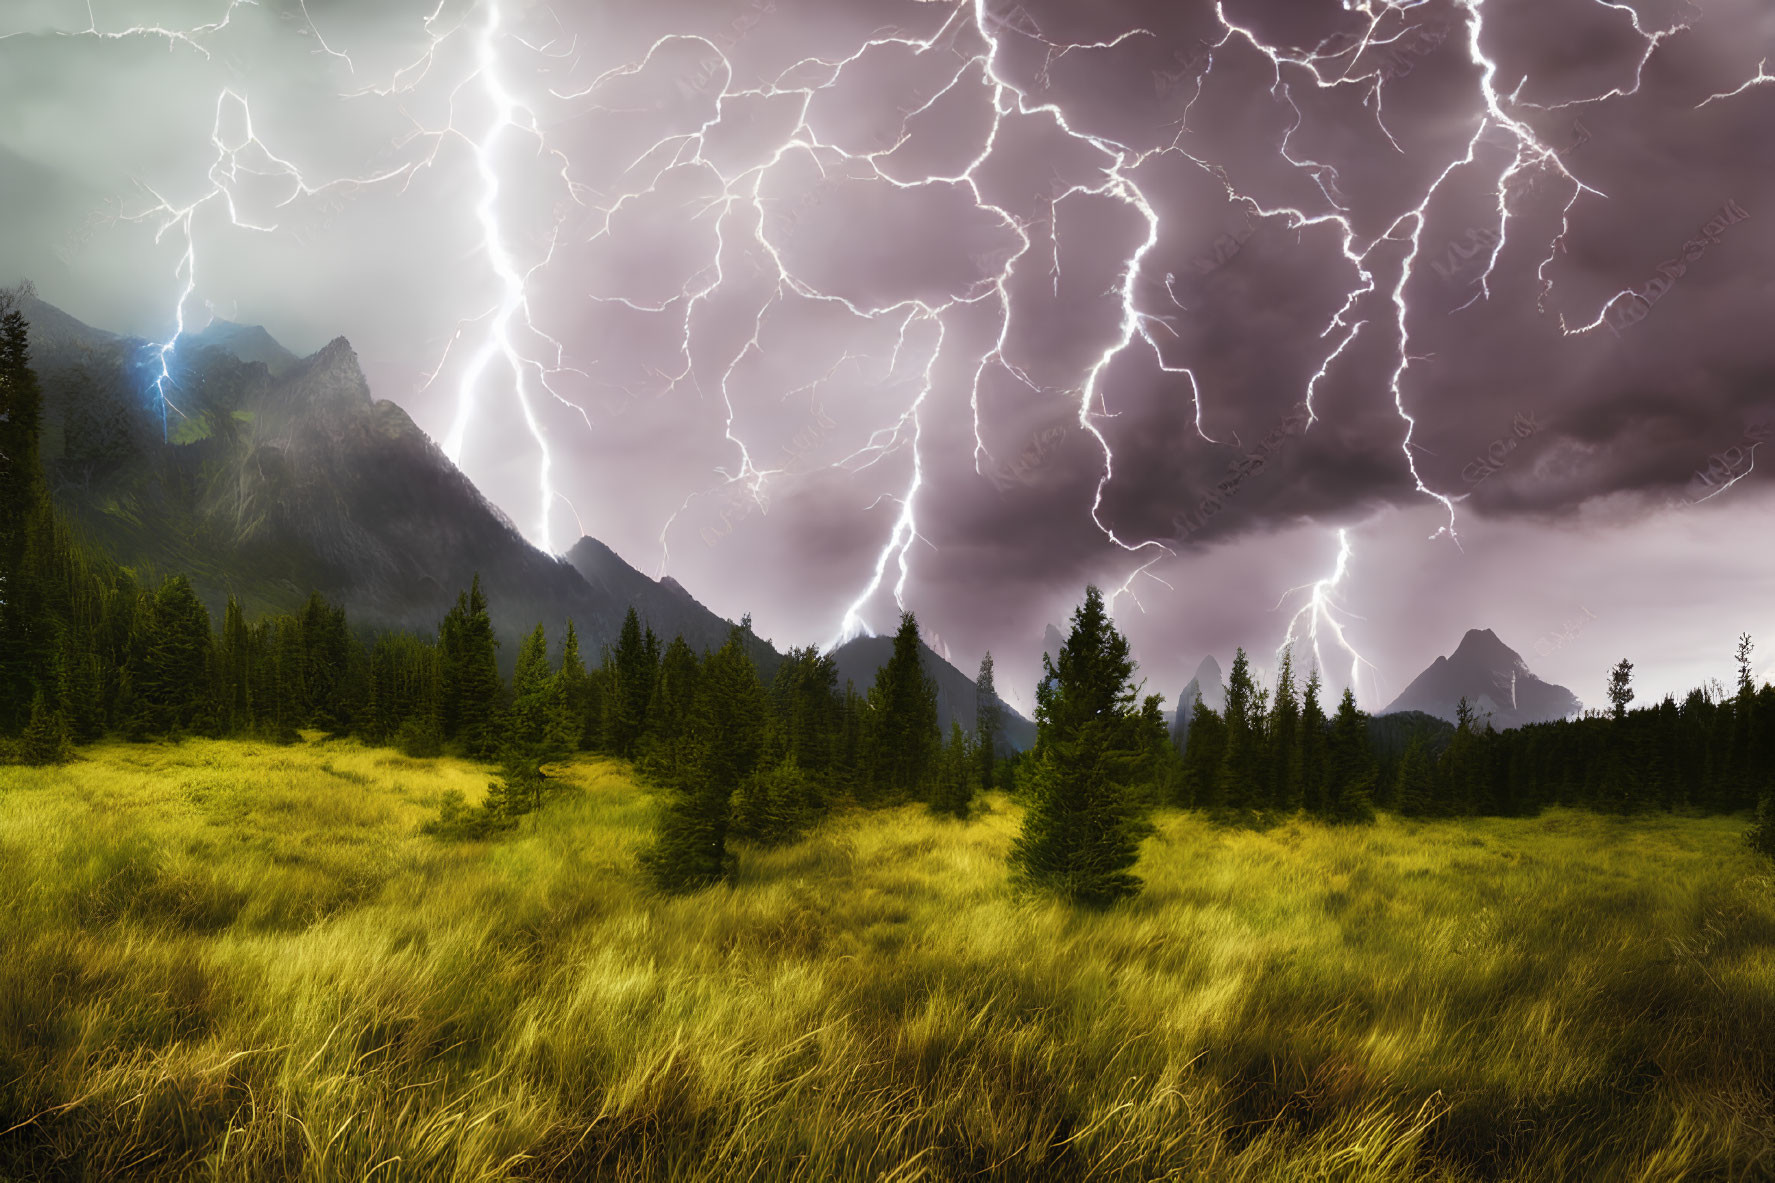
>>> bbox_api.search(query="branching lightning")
[21,0,1769,700]
[1276,527,1380,702]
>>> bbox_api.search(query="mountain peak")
[183,318,298,375]
[1383,627,1578,730]
[1171,653,1227,743]
[282,336,371,415]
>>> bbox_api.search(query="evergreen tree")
[607,607,655,758]
[1268,647,1301,811]
[216,596,252,735]
[771,645,839,774]
[1297,669,1328,813]
[1218,648,1266,814]
[1321,687,1376,823]
[434,575,504,749]
[1179,694,1226,808]
[508,623,558,750]
[861,612,940,802]
[835,680,865,795]
[0,293,49,733]
[436,576,501,756]
[1607,658,1635,721]
[1394,734,1434,816]
[1136,692,1181,804]
[975,651,1001,791]
[1750,791,1775,861]
[1010,586,1144,906]
[1436,696,1482,815]
[131,575,213,736]
[20,687,71,765]
[731,757,822,846]
[931,721,975,818]
[299,591,351,730]
[642,627,766,891]
[556,621,591,750]
[639,635,701,781]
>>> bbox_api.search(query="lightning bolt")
[27,0,1765,661]
[120,87,406,436]
[1275,527,1381,705]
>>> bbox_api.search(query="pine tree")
[1268,647,1301,811]
[1179,694,1226,808]
[1436,696,1482,815]
[509,623,555,749]
[835,680,865,795]
[1750,791,1775,861]
[1010,586,1144,906]
[0,295,49,733]
[1607,659,1635,721]
[435,577,500,753]
[1218,648,1265,814]
[1394,735,1434,816]
[642,627,766,891]
[299,591,351,731]
[1322,687,1376,823]
[437,576,501,756]
[932,721,974,818]
[770,645,839,774]
[20,687,71,765]
[1298,668,1328,813]
[975,651,1001,791]
[639,635,701,781]
[556,620,591,750]
[130,575,212,737]
[217,596,252,734]
[607,607,654,758]
[861,612,940,802]
[731,757,822,846]
[1136,692,1181,804]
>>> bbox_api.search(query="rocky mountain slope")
[1382,628,1581,730]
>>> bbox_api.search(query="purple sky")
[3,0,1772,714]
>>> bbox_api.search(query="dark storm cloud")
[2,0,1772,707]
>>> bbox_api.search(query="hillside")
[22,295,743,665]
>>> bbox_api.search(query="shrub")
[1750,794,1775,861]
[731,759,823,847]
[396,716,443,759]
[420,787,510,841]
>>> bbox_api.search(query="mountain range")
[19,294,1032,745]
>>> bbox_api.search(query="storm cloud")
[2,0,1771,710]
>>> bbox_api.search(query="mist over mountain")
[1383,629,1582,731]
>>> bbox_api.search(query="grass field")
[1,738,1771,1181]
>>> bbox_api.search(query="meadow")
[1,738,1771,1181]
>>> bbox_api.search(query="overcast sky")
[3,0,1772,713]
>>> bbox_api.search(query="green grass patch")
[1,739,1770,1180]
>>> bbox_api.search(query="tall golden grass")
[1,737,1770,1180]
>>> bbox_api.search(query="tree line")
[4,293,1770,904]
[1169,638,1775,859]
